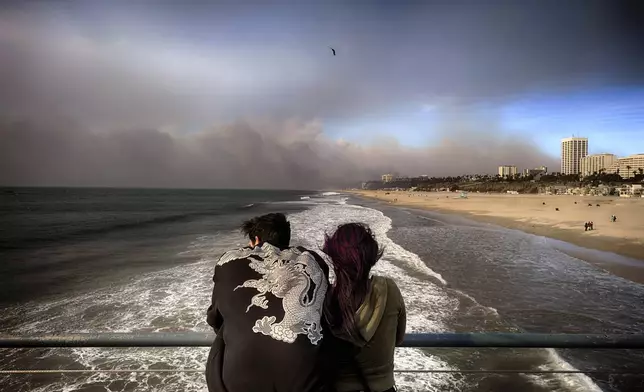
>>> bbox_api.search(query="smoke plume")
[0,116,558,189]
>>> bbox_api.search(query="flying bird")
[329,47,336,56]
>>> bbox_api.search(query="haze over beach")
[1,0,644,189]
[2,2,644,392]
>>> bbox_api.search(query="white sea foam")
[292,203,447,285]
[528,349,604,392]
[320,191,342,196]
[4,233,241,392]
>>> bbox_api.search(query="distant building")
[523,166,548,177]
[605,154,644,179]
[498,165,518,178]
[619,184,643,197]
[381,174,395,182]
[561,137,588,175]
[580,153,617,177]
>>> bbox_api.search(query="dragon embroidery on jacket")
[218,243,331,345]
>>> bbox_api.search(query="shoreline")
[347,190,644,283]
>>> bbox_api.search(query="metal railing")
[2,332,644,349]
[1,333,644,376]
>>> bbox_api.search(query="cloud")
[1,1,643,130]
[0,1,639,187]
[421,105,435,113]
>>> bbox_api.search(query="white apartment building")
[606,154,644,179]
[523,166,548,176]
[381,174,394,182]
[498,165,518,178]
[580,153,617,176]
[561,137,588,175]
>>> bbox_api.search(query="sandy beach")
[350,190,644,263]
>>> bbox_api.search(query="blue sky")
[326,87,644,158]
[501,87,644,157]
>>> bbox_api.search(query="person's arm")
[206,265,223,333]
[394,282,407,346]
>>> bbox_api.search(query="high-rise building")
[381,174,394,182]
[605,154,644,178]
[498,165,518,178]
[561,137,588,175]
[580,153,617,176]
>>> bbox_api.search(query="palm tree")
[626,165,631,178]
[639,168,644,176]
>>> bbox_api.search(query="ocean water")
[0,188,643,392]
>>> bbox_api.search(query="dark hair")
[241,213,291,249]
[323,222,384,341]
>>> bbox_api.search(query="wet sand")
[349,190,644,281]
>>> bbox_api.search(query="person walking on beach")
[205,213,334,392]
[321,223,406,392]
[584,222,588,231]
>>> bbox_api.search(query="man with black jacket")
[206,213,334,392]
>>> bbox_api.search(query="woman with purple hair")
[322,223,406,392]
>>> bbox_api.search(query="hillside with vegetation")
[364,171,644,194]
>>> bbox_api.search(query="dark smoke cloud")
[0,117,558,189]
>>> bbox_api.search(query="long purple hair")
[323,222,384,340]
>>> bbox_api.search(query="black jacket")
[206,243,333,392]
